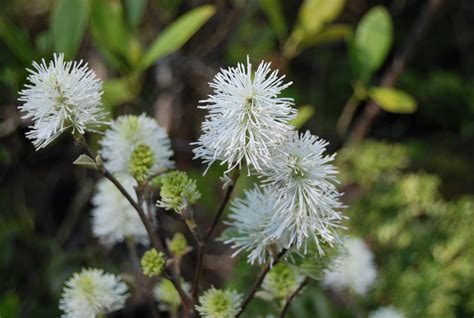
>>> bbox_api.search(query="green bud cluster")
[169,232,189,257]
[157,171,201,213]
[141,248,165,277]
[262,263,304,299]
[196,287,243,318]
[128,144,155,183]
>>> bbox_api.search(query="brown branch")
[348,0,445,144]
[279,277,311,318]
[75,136,193,315]
[236,249,288,317]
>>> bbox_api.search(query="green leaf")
[139,5,215,71]
[260,0,287,40]
[305,24,352,45]
[350,6,393,82]
[90,0,130,67]
[0,18,35,64]
[291,105,315,128]
[298,0,346,35]
[73,154,98,170]
[103,77,139,109]
[51,0,90,59]
[368,87,417,113]
[124,0,148,27]
[284,0,345,58]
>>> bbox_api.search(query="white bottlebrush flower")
[192,57,296,174]
[225,186,290,265]
[91,176,151,246]
[369,306,405,318]
[18,53,104,150]
[323,237,377,295]
[100,114,174,177]
[59,268,129,318]
[195,287,243,318]
[261,130,345,252]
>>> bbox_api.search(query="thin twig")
[278,277,311,318]
[348,0,445,143]
[236,249,288,317]
[204,170,240,242]
[191,170,240,301]
[75,136,193,315]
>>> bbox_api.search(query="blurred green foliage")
[1,0,473,317]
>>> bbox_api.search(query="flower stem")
[278,277,311,318]
[236,248,288,317]
[75,136,193,315]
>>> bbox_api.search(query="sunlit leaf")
[350,6,393,82]
[51,0,90,59]
[139,5,215,71]
[298,0,345,35]
[369,87,417,113]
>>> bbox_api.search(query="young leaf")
[138,5,215,71]
[350,6,393,83]
[368,87,417,113]
[73,154,98,170]
[51,0,90,59]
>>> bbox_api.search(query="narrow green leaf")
[0,18,35,64]
[291,105,315,128]
[305,24,352,45]
[90,0,130,63]
[260,0,287,40]
[369,87,417,113]
[350,6,393,82]
[139,5,215,71]
[51,0,90,59]
[124,0,148,27]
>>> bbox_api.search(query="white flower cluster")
[19,53,104,149]
[100,114,174,177]
[59,268,129,318]
[194,57,344,264]
[369,306,405,318]
[94,114,174,246]
[323,236,377,295]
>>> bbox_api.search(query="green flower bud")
[141,248,165,277]
[262,263,304,299]
[169,232,189,257]
[157,171,201,213]
[195,287,243,318]
[128,144,155,183]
